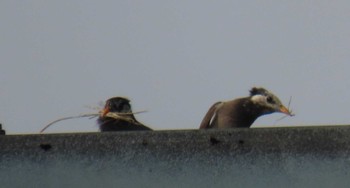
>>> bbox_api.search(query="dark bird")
[199,87,293,129]
[0,124,5,135]
[97,97,152,131]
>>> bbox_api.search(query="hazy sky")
[1,1,350,134]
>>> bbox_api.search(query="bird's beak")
[279,105,292,116]
[100,107,110,117]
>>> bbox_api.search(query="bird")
[199,87,293,129]
[97,97,152,131]
[0,123,5,135]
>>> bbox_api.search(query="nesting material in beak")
[100,107,110,117]
[279,105,293,116]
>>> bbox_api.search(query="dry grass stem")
[40,110,147,133]
[273,96,295,125]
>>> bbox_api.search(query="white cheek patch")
[251,95,267,104]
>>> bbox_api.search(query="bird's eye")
[266,96,274,103]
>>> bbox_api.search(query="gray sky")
[1,1,350,134]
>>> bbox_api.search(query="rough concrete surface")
[1,126,350,188]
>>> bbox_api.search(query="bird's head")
[100,97,132,117]
[249,87,293,116]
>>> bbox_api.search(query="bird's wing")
[199,102,223,129]
[124,114,153,130]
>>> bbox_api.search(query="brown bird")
[199,87,293,129]
[97,97,152,131]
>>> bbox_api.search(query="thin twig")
[84,105,103,111]
[40,114,98,133]
[288,96,292,109]
[287,96,295,117]
[273,96,295,125]
[273,115,289,125]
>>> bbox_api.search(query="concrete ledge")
[1,126,350,187]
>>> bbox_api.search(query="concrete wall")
[1,126,350,188]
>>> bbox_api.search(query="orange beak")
[279,105,292,116]
[100,107,110,117]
